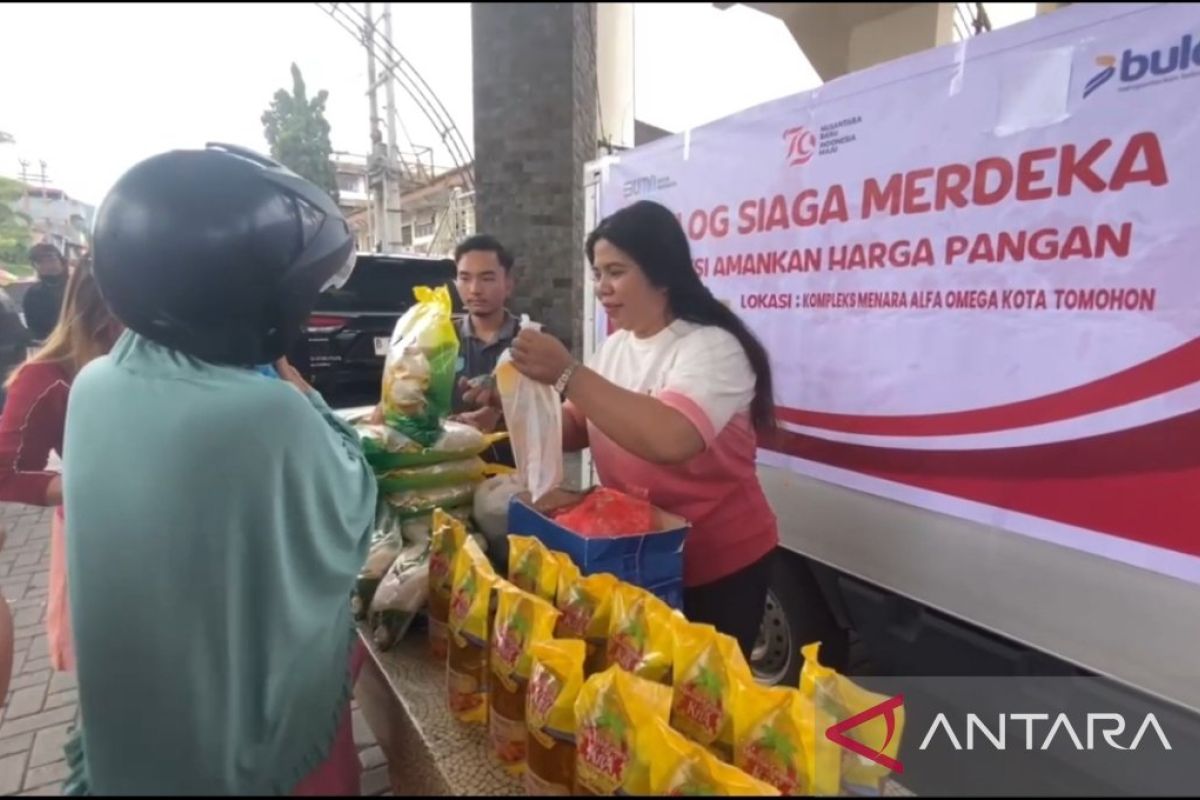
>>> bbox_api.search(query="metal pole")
[18,159,30,224]
[365,3,380,138]
[383,1,400,252]
[364,2,387,251]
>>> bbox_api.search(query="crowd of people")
[0,143,797,793]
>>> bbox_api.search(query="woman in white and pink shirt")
[510,199,779,657]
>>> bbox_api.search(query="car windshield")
[314,255,458,313]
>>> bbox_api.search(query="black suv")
[290,252,460,410]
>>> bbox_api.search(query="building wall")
[635,120,674,147]
[471,2,598,353]
[847,3,954,73]
[18,188,94,256]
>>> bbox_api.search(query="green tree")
[261,63,339,201]
[0,177,32,273]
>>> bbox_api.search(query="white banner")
[594,3,1200,583]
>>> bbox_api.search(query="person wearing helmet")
[60,144,376,795]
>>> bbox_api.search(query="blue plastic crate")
[507,495,689,610]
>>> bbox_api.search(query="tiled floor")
[0,501,389,795]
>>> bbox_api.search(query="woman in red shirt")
[0,258,121,671]
[508,200,781,658]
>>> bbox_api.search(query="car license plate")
[374,337,390,356]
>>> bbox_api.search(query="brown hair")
[5,257,120,388]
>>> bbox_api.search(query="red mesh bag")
[550,488,654,538]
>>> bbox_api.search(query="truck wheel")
[751,582,796,686]
[750,550,849,686]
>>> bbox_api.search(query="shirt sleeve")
[0,367,65,505]
[265,385,379,563]
[656,327,756,447]
[303,387,372,458]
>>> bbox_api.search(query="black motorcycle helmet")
[91,143,356,366]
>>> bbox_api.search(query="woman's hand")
[450,406,502,434]
[44,476,62,507]
[510,329,574,386]
[274,357,314,394]
[459,376,501,410]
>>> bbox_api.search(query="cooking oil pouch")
[427,509,468,660]
[573,666,673,796]
[801,642,904,795]
[489,584,561,773]
[447,537,496,724]
[605,583,675,684]
[554,559,618,677]
[555,551,582,607]
[646,716,781,796]
[670,619,754,761]
[732,677,813,796]
[400,505,470,550]
[508,535,560,603]
[526,638,587,796]
[380,285,460,446]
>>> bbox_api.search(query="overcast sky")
[0,2,1034,206]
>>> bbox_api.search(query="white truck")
[581,2,1199,786]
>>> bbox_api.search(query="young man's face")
[33,253,66,278]
[455,249,513,319]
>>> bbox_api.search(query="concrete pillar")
[846,3,955,74]
[597,2,635,150]
[471,2,598,353]
[732,3,958,82]
[1035,2,1069,15]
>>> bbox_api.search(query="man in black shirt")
[449,234,518,468]
[22,244,68,342]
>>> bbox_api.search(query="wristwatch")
[554,359,581,395]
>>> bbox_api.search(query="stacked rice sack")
[349,286,508,650]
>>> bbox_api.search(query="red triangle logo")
[825,693,905,773]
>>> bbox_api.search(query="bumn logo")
[622,174,675,199]
[1084,34,1200,97]
[1083,55,1117,97]
[825,694,905,773]
[783,126,817,166]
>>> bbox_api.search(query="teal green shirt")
[60,331,377,794]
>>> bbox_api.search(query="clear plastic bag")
[369,542,431,651]
[361,529,403,581]
[353,503,407,620]
[377,457,489,494]
[359,419,508,471]
[385,483,479,519]
[473,473,524,567]
[552,487,656,537]
[380,286,460,447]
[494,316,564,503]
